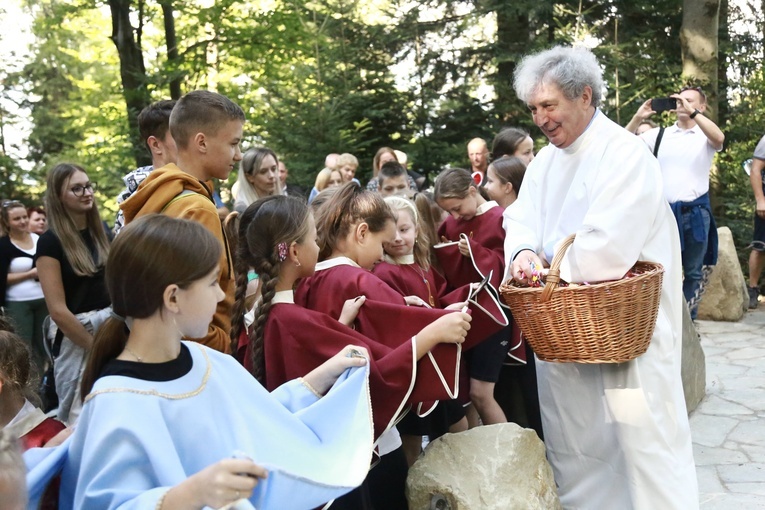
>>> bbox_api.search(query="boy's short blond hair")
[336,153,358,169]
[170,90,245,150]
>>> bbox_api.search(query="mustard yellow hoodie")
[121,164,233,353]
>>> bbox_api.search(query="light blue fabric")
[25,342,374,510]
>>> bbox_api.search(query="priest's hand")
[510,249,545,286]
[165,458,266,509]
[339,295,367,326]
[303,345,369,396]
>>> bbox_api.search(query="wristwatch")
[690,109,701,119]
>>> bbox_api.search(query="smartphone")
[651,97,677,113]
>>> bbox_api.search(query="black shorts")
[465,325,512,383]
[396,399,466,437]
[752,211,765,252]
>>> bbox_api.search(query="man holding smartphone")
[625,86,725,319]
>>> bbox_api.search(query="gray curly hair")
[513,46,605,108]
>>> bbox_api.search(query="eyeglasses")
[70,182,96,197]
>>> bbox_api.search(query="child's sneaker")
[748,286,759,309]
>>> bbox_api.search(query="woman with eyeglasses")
[36,163,111,425]
[0,200,49,377]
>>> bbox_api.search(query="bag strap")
[653,126,665,158]
[161,189,199,212]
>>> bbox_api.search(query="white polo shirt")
[640,123,720,203]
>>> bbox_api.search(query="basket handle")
[539,234,576,303]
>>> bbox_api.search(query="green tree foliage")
[215,1,415,186]
[711,0,765,272]
[4,0,765,261]
[10,1,134,216]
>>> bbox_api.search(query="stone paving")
[693,306,765,508]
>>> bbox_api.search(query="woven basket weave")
[499,234,664,363]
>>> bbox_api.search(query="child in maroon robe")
[1,331,65,450]
[372,195,471,465]
[434,167,518,427]
[232,193,471,510]
[1,330,65,510]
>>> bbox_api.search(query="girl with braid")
[232,194,471,510]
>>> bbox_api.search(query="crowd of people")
[3,43,750,509]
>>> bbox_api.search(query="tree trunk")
[108,0,151,168]
[160,0,182,100]
[716,0,728,127]
[494,3,530,122]
[680,0,721,122]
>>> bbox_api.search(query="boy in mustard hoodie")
[121,90,244,353]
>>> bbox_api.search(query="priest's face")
[527,82,594,149]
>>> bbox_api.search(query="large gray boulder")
[681,302,706,414]
[697,227,748,321]
[406,423,561,510]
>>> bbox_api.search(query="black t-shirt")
[98,343,192,382]
[35,229,110,313]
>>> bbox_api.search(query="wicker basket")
[499,234,664,363]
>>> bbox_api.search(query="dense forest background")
[0,0,764,268]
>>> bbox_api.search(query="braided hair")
[236,196,311,384]
[229,210,250,354]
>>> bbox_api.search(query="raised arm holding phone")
[627,86,724,319]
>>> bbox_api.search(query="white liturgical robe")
[503,110,698,509]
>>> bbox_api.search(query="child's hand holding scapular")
[404,295,432,308]
[458,237,470,257]
[339,295,366,326]
[302,345,369,397]
[414,311,472,358]
[167,457,266,509]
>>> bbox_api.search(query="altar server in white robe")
[24,215,375,510]
[503,46,698,509]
